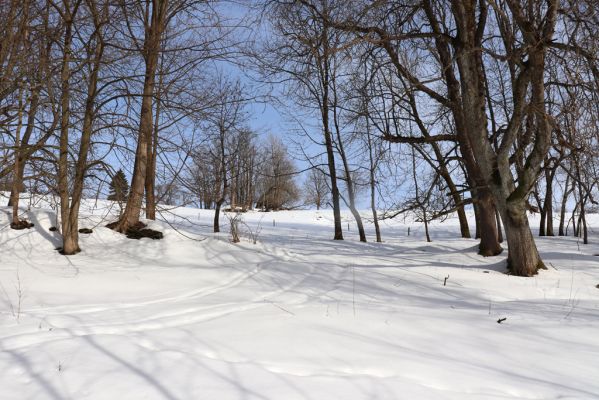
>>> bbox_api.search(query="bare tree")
[260,0,344,239]
[303,168,329,210]
[255,135,299,211]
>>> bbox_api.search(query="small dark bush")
[106,220,163,240]
[78,228,93,234]
[11,220,34,230]
[126,227,163,240]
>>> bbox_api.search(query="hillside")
[1,201,598,399]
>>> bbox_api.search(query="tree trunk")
[477,190,503,256]
[116,0,166,232]
[495,208,503,243]
[456,204,471,239]
[558,173,570,236]
[10,89,25,226]
[214,200,222,233]
[332,105,365,242]
[499,200,545,276]
[57,15,73,246]
[319,24,342,240]
[473,197,481,239]
[423,208,431,242]
[370,171,381,243]
[144,99,159,220]
[581,201,588,244]
[539,207,546,236]
[569,202,577,236]
[365,118,382,242]
[544,166,555,236]
[61,5,104,255]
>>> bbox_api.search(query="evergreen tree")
[108,169,129,202]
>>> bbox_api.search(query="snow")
[1,199,598,399]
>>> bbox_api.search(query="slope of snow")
[1,200,598,399]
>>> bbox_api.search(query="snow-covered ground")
[1,198,598,399]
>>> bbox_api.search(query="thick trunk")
[61,211,80,255]
[499,200,545,276]
[473,199,481,239]
[477,190,503,256]
[118,62,156,230]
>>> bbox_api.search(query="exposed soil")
[10,220,34,230]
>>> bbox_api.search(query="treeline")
[256,0,599,276]
[0,0,299,253]
[1,1,598,277]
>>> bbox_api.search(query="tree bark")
[60,0,103,255]
[320,25,342,240]
[116,0,167,232]
[477,189,503,256]
[10,89,25,226]
[543,164,555,236]
[57,8,75,250]
[145,54,163,220]
[558,173,571,236]
[495,208,503,243]
[499,200,545,276]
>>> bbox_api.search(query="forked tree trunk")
[116,0,167,232]
[570,203,577,236]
